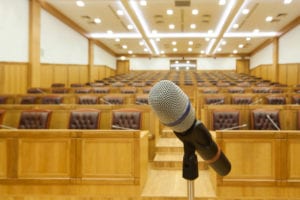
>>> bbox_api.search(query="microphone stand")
[182,142,198,200]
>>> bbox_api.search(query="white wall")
[250,44,273,69]
[197,57,236,70]
[0,0,28,62]
[94,45,116,69]
[279,24,300,64]
[130,58,170,70]
[40,9,88,65]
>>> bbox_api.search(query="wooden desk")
[0,129,148,197]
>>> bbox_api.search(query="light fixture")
[156,38,160,42]
[192,9,199,15]
[127,24,134,30]
[284,0,292,4]
[221,40,227,45]
[188,48,192,52]
[233,49,238,54]
[94,18,101,24]
[217,48,222,52]
[139,41,144,46]
[200,50,205,54]
[265,16,273,22]
[160,50,165,54]
[173,48,178,52]
[219,0,226,5]
[169,24,175,29]
[246,37,251,41]
[242,9,249,15]
[128,50,133,54]
[233,24,239,29]
[253,29,260,33]
[166,9,174,15]
[205,38,210,42]
[238,44,244,48]
[115,38,120,42]
[152,30,158,34]
[120,56,126,60]
[144,48,149,52]
[190,24,196,29]
[117,10,124,16]
[122,45,128,49]
[188,41,193,45]
[107,30,113,35]
[172,41,177,45]
[76,0,85,7]
[140,0,147,6]
[208,29,214,34]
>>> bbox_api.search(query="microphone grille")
[148,80,195,133]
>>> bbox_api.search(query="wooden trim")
[88,40,94,83]
[94,40,116,57]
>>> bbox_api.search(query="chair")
[120,87,137,94]
[204,96,225,105]
[112,109,142,130]
[77,96,99,104]
[68,109,100,129]
[231,96,253,104]
[27,88,45,94]
[20,96,37,104]
[135,95,149,105]
[18,109,52,129]
[0,96,8,104]
[40,96,63,104]
[298,110,300,130]
[212,110,240,130]
[101,96,124,105]
[51,88,69,94]
[74,87,92,94]
[70,83,84,88]
[203,88,219,94]
[0,110,5,125]
[252,87,270,93]
[92,87,110,94]
[51,83,65,88]
[266,96,286,105]
[291,95,300,104]
[228,87,245,93]
[251,109,280,130]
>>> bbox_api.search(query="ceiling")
[43,0,300,58]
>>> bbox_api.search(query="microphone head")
[148,80,195,133]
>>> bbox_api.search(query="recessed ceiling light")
[265,16,273,22]
[140,0,147,6]
[200,50,205,54]
[173,48,178,52]
[166,9,173,15]
[156,38,160,42]
[128,50,133,54]
[139,41,144,46]
[76,0,85,7]
[233,24,239,29]
[253,29,260,33]
[120,56,126,60]
[208,30,213,34]
[94,18,101,24]
[144,48,149,52]
[122,45,127,49]
[246,37,251,41]
[192,9,199,15]
[284,0,292,4]
[205,38,210,42]
[117,10,124,16]
[233,49,238,54]
[188,41,193,45]
[242,9,249,15]
[221,40,227,45]
[160,50,165,54]
[115,38,120,42]
[169,24,175,29]
[188,48,192,52]
[175,61,179,64]
[172,41,177,45]
[238,44,244,48]
[107,30,113,34]
[217,48,222,52]
[127,24,134,30]
[219,0,226,5]
[186,61,190,64]
[152,30,158,34]
[190,24,196,29]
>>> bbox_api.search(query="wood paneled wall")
[0,62,28,94]
[251,63,300,86]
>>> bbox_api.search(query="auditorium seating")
[0,110,5,125]
[92,87,110,93]
[112,109,141,130]
[212,110,240,130]
[0,96,7,104]
[251,109,280,130]
[68,109,101,129]
[20,96,38,104]
[266,95,287,105]
[51,87,69,93]
[292,95,300,104]
[70,83,84,88]
[27,87,45,94]
[135,94,149,105]
[227,87,245,93]
[77,95,99,104]
[120,87,137,94]
[18,109,52,129]
[102,96,124,104]
[40,95,63,104]
[51,83,65,88]
[74,87,92,94]
[231,96,253,104]
[204,96,225,105]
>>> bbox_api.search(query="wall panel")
[0,140,7,178]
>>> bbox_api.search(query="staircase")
[141,128,217,200]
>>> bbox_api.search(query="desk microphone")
[111,125,137,130]
[100,98,112,105]
[222,124,247,130]
[0,124,18,130]
[212,100,224,105]
[251,98,263,105]
[266,114,280,130]
[149,80,231,176]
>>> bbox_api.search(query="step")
[153,152,208,170]
[155,138,183,152]
[141,168,216,199]
[161,128,176,138]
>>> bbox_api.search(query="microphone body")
[149,80,231,176]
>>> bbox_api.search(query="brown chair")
[298,110,300,130]
[251,109,280,130]
[135,95,149,105]
[20,96,37,104]
[51,88,69,94]
[41,96,63,104]
[77,96,99,104]
[0,96,8,104]
[27,88,45,94]
[101,96,124,105]
[231,96,253,104]
[266,95,286,105]
[252,87,270,93]
[228,87,245,93]
[204,96,225,105]
[212,110,241,130]
[68,109,100,129]
[291,95,300,104]
[92,87,110,94]
[203,88,219,94]
[51,83,65,88]
[120,87,137,94]
[112,109,142,130]
[74,87,92,94]
[18,109,52,129]
[70,83,84,88]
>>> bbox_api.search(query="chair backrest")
[27,88,45,94]
[231,96,253,104]
[69,109,100,129]
[266,96,286,105]
[0,96,8,104]
[292,95,300,104]
[212,110,240,130]
[92,87,110,94]
[20,96,37,104]
[77,96,99,104]
[112,109,142,130]
[228,87,245,93]
[70,83,84,88]
[102,96,124,104]
[41,96,63,104]
[298,110,300,130]
[252,87,270,93]
[205,96,225,105]
[135,95,149,105]
[74,87,92,94]
[51,88,69,94]
[51,83,65,88]
[18,110,52,129]
[120,87,137,94]
[251,109,280,130]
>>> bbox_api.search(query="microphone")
[212,99,224,105]
[111,125,137,130]
[266,114,280,130]
[222,124,247,130]
[251,98,263,105]
[100,98,112,105]
[149,80,231,176]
